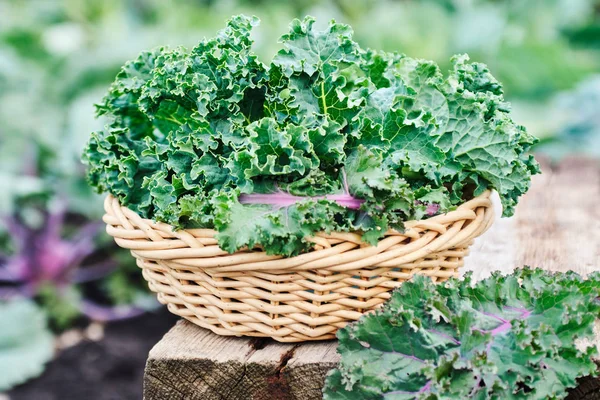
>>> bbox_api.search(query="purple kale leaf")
[324,267,600,399]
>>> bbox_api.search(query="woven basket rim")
[102,190,494,272]
[104,189,493,241]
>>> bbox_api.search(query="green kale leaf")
[323,267,600,400]
[83,15,539,256]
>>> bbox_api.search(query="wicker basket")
[103,190,494,342]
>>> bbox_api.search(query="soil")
[7,308,178,400]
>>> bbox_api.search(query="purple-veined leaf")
[323,267,600,400]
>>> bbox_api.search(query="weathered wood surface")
[465,157,600,279]
[145,322,339,400]
[145,157,600,400]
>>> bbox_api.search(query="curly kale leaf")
[323,267,600,400]
[83,15,539,256]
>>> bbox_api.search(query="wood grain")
[145,158,600,400]
[145,320,339,400]
[464,157,600,277]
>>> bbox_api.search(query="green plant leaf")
[37,284,82,330]
[0,299,54,391]
[323,267,600,399]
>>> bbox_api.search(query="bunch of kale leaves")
[84,15,539,256]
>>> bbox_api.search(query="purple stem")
[0,250,22,282]
[341,168,350,193]
[73,261,118,283]
[490,322,512,336]
[1,254,30,282]
[520,309,532,319]
[42,220,103,283]
[480,311,510,324]
[2,216,29,249]
[45,202,67,242]
[475,323,511,336]
[418,381,433,394]
[504,306,532,319]
[66,221,103,264]
[323,194,365,209]
[79,300,147,322]
[415,200,441,216]
[430,329,461,345]
[469,377,483,397]
[0,269,22,282]
[394,353,426,364]
[0,286,25,300]
[478,307,534,336]
[425,203,440,216]
[239,191,365,210]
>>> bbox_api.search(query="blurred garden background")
[1,0,599,398]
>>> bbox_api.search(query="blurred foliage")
[0,0,599,333]
[536,75,600,159]
[0,299,54,391]
[0,192,153,330]
[36,284,82,330]
[0,0,598,169]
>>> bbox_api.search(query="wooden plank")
[144,321,339,400]
[284,342,340,400]
[144,322,253,399]
[517,158,600,274]
[145,157,600,400]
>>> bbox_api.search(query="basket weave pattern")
[103,191,494,342]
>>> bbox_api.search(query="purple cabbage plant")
[0,141,152,329]
[0,199,150,327]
